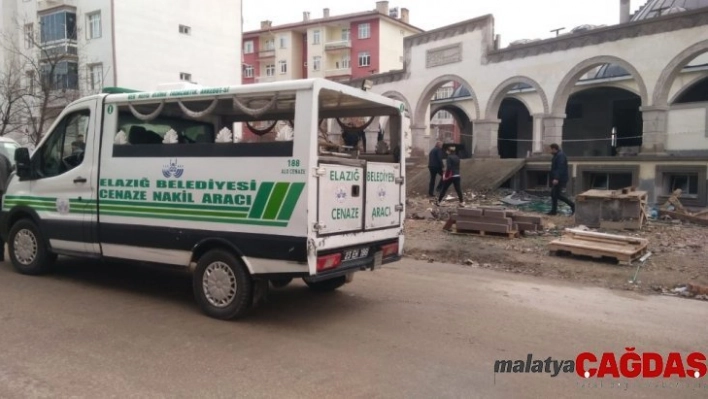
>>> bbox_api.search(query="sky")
[243,0,647,46]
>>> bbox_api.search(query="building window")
[312,56,321,71]
[435,86,453,100]
[341,28,350,41]
[40,11,77,43]
[40,61,78,90]
[668,174,699,196]
[279,36,287,49]
[89,63,103,91]
[25,71,35,94]
[87,11,101,39]
[265,64,275,76]
[244,41,254,54]
[24,23,33,48]
[279,60,287,74]
[312,30,320,45]
[179,24,191,35]
[358,51,370,67]
[264,39,275,51]
[358,23,370,39]
[341,55,350,69]
[180,72,192,81]
[244,65,254,78]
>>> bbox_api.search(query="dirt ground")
[404,194,708,300]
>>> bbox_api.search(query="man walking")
[548,143,575,216]
[428,141,444,197]
[0,152,13,261]
[436,146,465,207]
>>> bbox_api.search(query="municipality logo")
[377,186,386,201]
[162,159,184,178]
[335,187,347,203]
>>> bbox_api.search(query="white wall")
[113,0,241,90]
[77,0,114,91]
[666,104,708,151]
[377,19,415,74]
[306,26,325,79]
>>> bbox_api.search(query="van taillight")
[317,253,342,272]
[381,243,399,258]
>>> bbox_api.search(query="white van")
[1,79,405,320]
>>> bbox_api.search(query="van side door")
[24,98,99,256]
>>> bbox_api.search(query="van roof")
[102,78,404,118]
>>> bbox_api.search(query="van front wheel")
[193,249,253,320]
[8,219,56,275]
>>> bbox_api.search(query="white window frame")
[244,65,254,78]
[341,55,350,69]
[279,60,287,74]
[24,23,33,49]
[264,39,275,51]
[279,36,287,49]
[265,64,275,76]
[312,56,321,71]
[358,51,370,67]
[244,41,254,54]
[312,30,321,45]
[89,63,103,91]
[86,11,101,39]
[179,72,192,81]
[358,23,371,39]
[341,28,350,41]
[179,24,191,35]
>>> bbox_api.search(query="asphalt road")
[0,257,706,399]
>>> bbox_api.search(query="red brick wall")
[350,19,379,79]
[242,36,259,85]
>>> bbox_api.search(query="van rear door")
[316,159,364,235]
[364,162,403,230]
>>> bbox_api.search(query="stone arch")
[670,74,708,104]
[430,103,473,123]
[381,90,413,115]
[414,74,479,128]
[655,39,708,107]
[485,76,549,119]
[551,56,649,115]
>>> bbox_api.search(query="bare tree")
[0,53,26,137]
[1,16,86,146]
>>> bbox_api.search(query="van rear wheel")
[193,249,253,320]
[304,275,347,292]
[8,219,56,275]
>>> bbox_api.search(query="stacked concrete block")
[445,207,543,236]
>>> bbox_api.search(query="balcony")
[38,40,78,60]
[256,76,276,83]
[37,0,76,12]
[324,40,352,51]
[324,67,352,78]
[258,49,275,59]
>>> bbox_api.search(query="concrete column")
[472,119,500,158]
[640,106,668,154]
[542,115,565,152]
[532,114,544,155]
[410,126,428,153]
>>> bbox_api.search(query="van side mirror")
[14,147,31,180]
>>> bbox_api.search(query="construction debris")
[444,207,543,239]
[548,229,650,265]
[658,189,708,226]
[574,187,648,230]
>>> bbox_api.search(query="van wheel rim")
[202,262,237,308]
[14,229,38,265]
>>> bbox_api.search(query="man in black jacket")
[428,141,444,197]
[436,146,465,207]
[548,143,575,215]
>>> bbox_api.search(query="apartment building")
[1,0,241,93]
[241,1,422,85]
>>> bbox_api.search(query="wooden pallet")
[548,229,649,265]
[451,228,520,239]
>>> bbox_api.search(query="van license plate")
[343,247,370,261]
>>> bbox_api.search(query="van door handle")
[74,177,87,184]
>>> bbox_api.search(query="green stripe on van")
[248,182,274,219]
[262,182,290,220]
[277,182,305,221]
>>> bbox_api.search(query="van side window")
[116,113,215,145]
[35,110,90,179]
